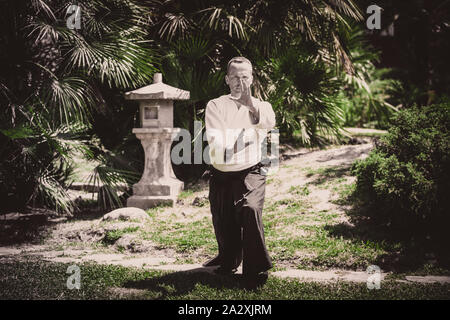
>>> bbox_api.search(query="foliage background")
[1,0,449,215]
[350,103,450,265]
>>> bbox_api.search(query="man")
[204,57,276,286]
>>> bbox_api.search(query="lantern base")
[127,195,177,209]
[127,179,183,210]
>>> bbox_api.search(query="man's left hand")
[239,80,259,124]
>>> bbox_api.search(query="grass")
[228,192,387,271]
[264,220,387,270]
[177,189,194,200]
[63,159,383,273]
[77,177,386,272]
[5,143,447,287]
[266,177,281,186]
[141,214,217,254]
[0,259,449,300]
[261,167,405,271]
[346,131,388,138]
[146,203,174,218]
[114,168,437,272]
[303,166,351,188]
[103,226,140,244]
[288,185,311,196]
[2,142,449,300]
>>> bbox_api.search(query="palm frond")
[36,174,75,215]
[31,0,57,21]
[327,0,363,21]
[159,13,191,40]
[199,6,247,39]
[42,76,93,124]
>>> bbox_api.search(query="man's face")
[225,62,253,97]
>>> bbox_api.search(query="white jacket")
[205,94,276,172]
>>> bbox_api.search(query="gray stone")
[0,247,22,256]
[79,229,105,242]
[127,195,178,209]
[103,222,142,233]
[110,257,176,267]
[152,264,214,273]
[405,276,450,284]
[126,128,184,210]
[81,253,126,263]
[192,196,208,207]
[108,287,149,299]
[114,234,151,253]
[65,228,106,242]
[102,207,149,222]
[272,269,387,283]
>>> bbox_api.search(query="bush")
[351,103,450,247]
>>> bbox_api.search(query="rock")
[115,234,152,253]
[108,287,148,299]
[64,228,105,243]
[102,207,149,222]
[347,137,368,145]
[192,196,208,207]
[103,222,141,233]
[79,229,105,242]
[115,234,137,250]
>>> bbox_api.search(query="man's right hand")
[224,129,253,163]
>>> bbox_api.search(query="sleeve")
[205,100,231,163]
[255,101,276,129]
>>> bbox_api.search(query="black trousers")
[205,163,272,274]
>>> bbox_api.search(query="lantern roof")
[125,73,190,101]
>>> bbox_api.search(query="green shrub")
[351,103,450,245]
[0,0,154,214]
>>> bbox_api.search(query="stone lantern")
[125,73,190,209]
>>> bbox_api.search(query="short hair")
[227,57,252,74]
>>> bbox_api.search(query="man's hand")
[224,129,254,163]
[238,80,259,124]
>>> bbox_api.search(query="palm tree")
[1,0,380,213]
[150,0,363,68]
[0,0,157,213]
[338,24,400,129]
[147,0,364,147]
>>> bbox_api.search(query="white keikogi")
[205,94,276,172]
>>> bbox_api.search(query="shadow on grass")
[183,179,209,193]
[122,268,255,299]
[0,204,108,245]
[325,194,450,273]
[315,145,371,164]
[305,165,352,186]
[280,150,312,161]
[69,209,108,221]
[0,213,55,245]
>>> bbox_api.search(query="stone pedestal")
[126,128,183,209]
